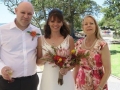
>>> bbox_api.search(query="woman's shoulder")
[97,39,107,45]
[68,35,74,40]
[96,39,108,50]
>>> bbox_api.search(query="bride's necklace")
[84,38,97,49]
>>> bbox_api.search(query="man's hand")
[1,66,13,81]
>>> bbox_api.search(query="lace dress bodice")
[41,35,69,56]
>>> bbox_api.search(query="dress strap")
[63,35,70,49]
[66,35,70,45]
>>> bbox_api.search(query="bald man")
[0,1,41,90]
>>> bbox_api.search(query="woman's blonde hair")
[82,15,103,39]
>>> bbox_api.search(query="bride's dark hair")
[44,8,70,39]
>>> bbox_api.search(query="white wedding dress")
[39,35,75,90]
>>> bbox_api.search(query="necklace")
[84,38,97,49]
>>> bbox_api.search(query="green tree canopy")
[3,0,101,38]
[99,0,120,35]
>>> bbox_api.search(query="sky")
[0,0,105,23]
[93,0,105,6]
[0,1,16,23]
[93,0,105,21]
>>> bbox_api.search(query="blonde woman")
[73,15,111,90]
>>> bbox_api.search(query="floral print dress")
[75,39,108,90]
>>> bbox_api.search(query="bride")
[36,8,75,90]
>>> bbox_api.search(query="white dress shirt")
[0,21,41,78]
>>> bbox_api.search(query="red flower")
[78,69,85,85]
[93,70,103,79]
[94,54,102,67]
[53,55,66,68]
[30,31,37,37]
[27,31,40,41]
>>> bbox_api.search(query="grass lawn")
[109,44,120,78]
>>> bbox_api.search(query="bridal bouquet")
[39,46,72,85]
[52,46,71,85]
[40,46,89,85]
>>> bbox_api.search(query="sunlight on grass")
[110,44,120,78]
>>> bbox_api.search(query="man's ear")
[15,8,17,14]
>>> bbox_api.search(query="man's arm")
[0,28,6,75]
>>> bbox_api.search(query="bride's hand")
[59,68,69,75]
